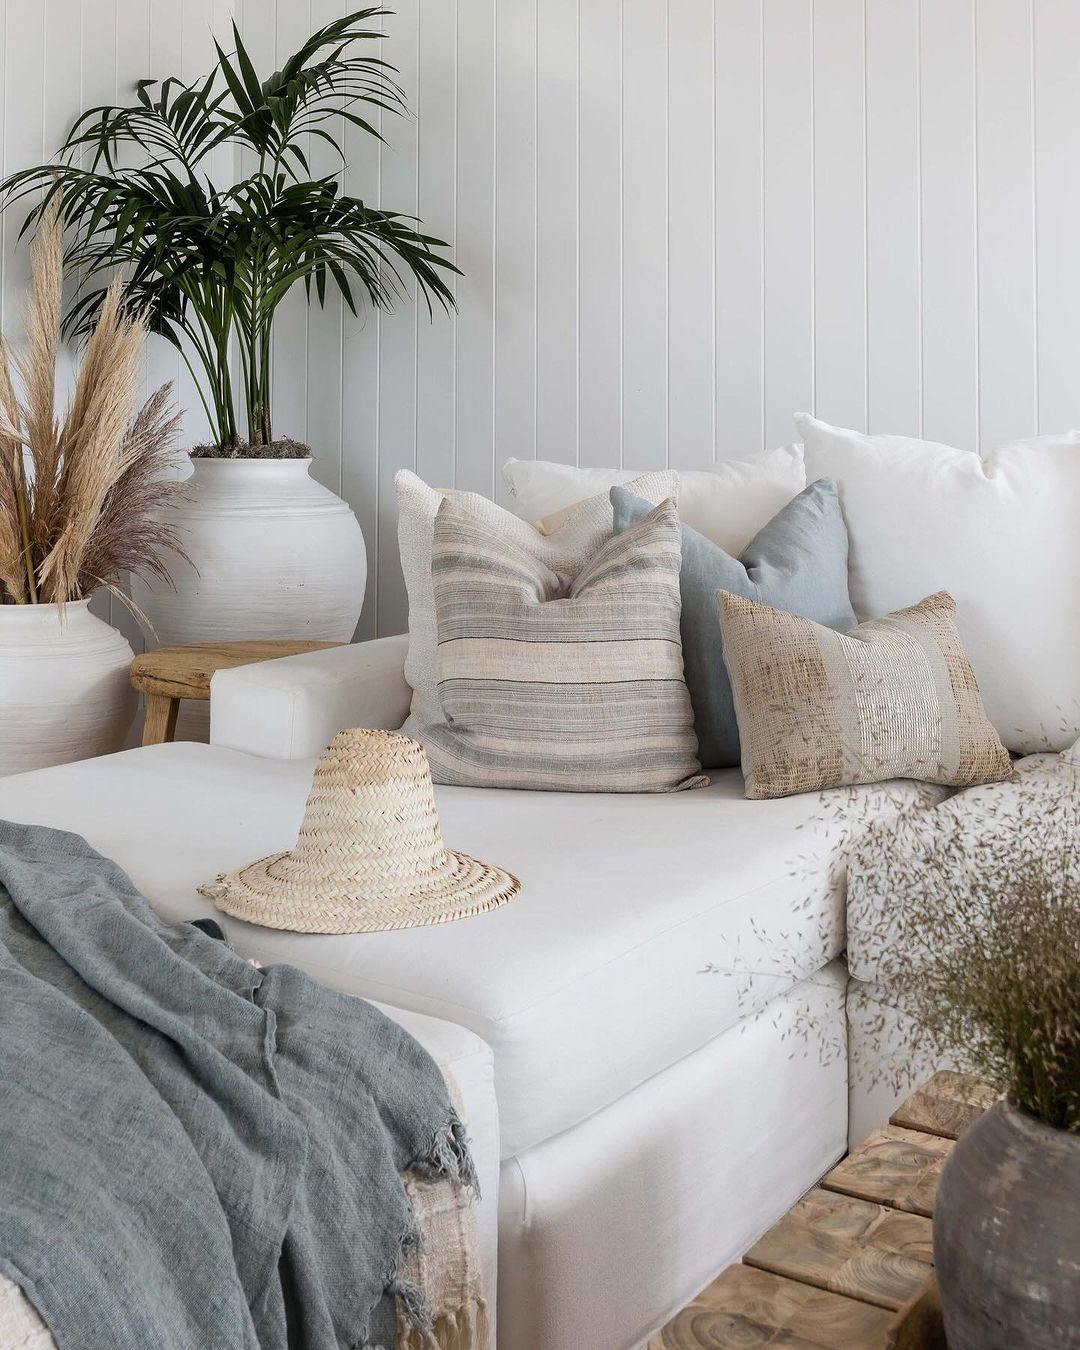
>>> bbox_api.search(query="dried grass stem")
[0,198,185,607]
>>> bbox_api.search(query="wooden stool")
[129,640,340,746]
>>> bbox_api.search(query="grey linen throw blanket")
[0,820,479,1350]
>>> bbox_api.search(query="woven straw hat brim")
[199,848,520,935]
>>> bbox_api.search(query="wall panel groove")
[1,0,1077,638]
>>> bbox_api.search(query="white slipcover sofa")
[0,656,947,1350]
[5,424,1077,1349]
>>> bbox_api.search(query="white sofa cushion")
[845,978,966,1148]
[1,743,945,1159]
[501,446,807,548]
[210,634,412,759]
[845,751,1075,985]
[799,414,1080,753]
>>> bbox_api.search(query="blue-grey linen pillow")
[611,478,856,768]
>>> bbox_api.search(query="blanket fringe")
[397,1297,489,1350]
[422,1112,479,1196]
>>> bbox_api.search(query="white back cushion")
[799,413,1080,753]
[501,445,806,552]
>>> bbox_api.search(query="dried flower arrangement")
[850,760,1080,1132]
[0,200,184,607]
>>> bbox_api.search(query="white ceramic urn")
[131,457,368,647]
[0,600,137,775]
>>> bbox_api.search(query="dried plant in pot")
[0,201,184,774]
[850,763,1080,1350]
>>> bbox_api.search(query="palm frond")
[0,8,458,450]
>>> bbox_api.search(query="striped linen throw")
[421,496,706,792]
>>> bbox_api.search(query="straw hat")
[198,728,520,934]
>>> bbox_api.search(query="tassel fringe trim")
[421,1111,480,1196]
[397,1297,490,1350]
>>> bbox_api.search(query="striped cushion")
[716,589,1014,800]
[420,497,706,792]
[395,467,678,743]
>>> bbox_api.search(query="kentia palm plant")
[1,8,454,649]
[0,8,457,452]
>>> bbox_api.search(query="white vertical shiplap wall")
[4,1,1080,639]
[2,0,232,404]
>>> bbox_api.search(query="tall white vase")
[0,601,137,775]
[131,457,368,646]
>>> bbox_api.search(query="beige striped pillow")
[395,468,678,743]
[717,589,1013,800]
[419,497,706,792]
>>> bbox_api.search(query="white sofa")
[0,641,948,1350]
[7,428,1077,1349]
[206,637,1080,1349]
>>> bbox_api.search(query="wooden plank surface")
[889,1071,999,1141]
[646,1265,894,1349]
[743,1187,933,1311]
[129,641,339,700]
[821,1126,953,1219]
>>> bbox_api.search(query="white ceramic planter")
[131,457,368,647]
[0,601,136,775]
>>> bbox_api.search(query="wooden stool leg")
[142,694,180,746]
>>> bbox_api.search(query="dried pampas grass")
[0,198,185,606]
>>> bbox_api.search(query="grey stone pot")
[934,1099,1080,1349]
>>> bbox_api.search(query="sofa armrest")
[210,634,411,759]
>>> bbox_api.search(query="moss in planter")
[190,438,311,460]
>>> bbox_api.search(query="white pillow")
[395,468,678,738]
[501,445,806,553]
[798,413,1080,754]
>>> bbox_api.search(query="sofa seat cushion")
[0,743,945,1157]
[846,752,1075,984]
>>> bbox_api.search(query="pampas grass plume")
[0,200,184,607]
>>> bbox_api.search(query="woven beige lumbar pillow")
[199,729,520,933]
[716,589,1013,800]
